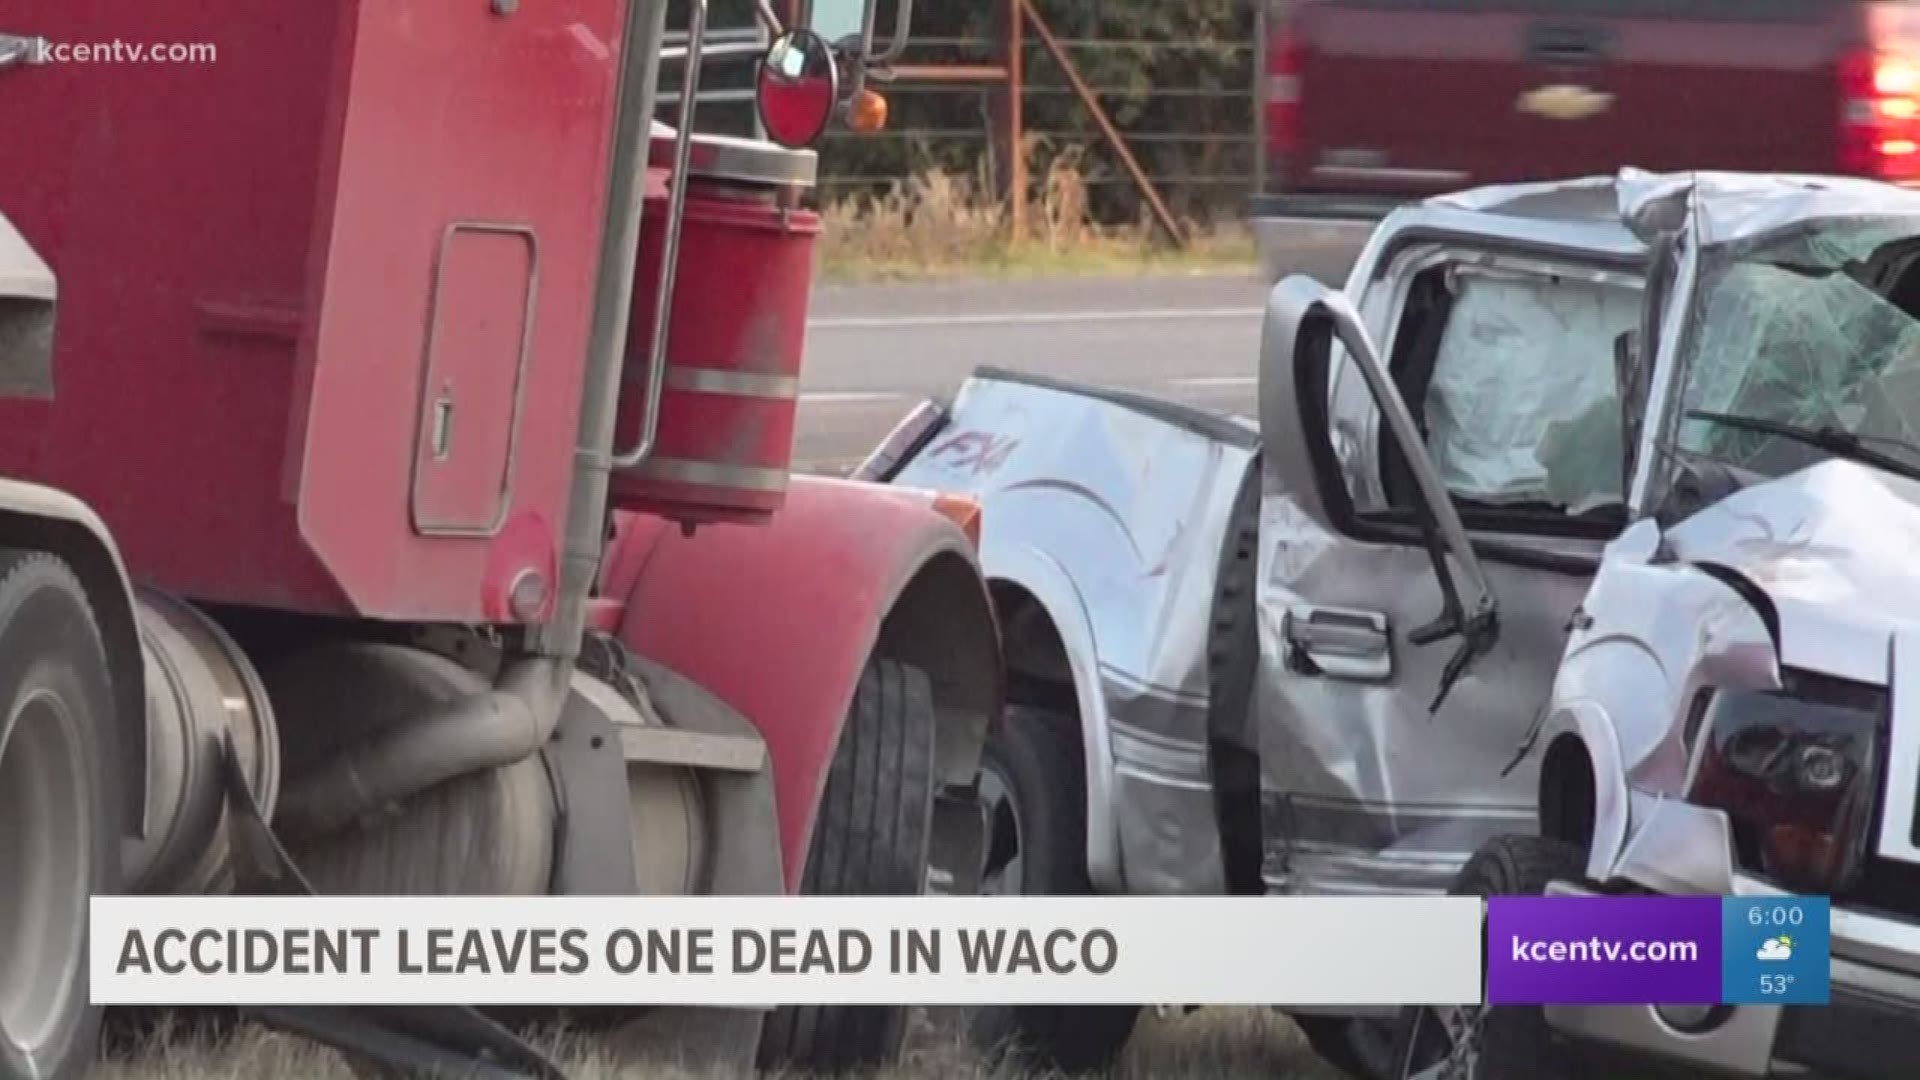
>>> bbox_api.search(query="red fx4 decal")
[927,429,1020,476]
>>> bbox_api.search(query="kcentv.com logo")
[2,35,218,66]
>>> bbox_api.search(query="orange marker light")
[847,88,889,134]
[930,493,983,548]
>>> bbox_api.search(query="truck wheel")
[0,552,119,1080]
[1390,835,1588,1080]
[757,657,937,1074]
[969,705,1139,1072]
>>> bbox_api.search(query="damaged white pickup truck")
[862,170,1920,1080]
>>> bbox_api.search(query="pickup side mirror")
[1261,275,1499,711]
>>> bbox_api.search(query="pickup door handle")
[1284,605,1392,682]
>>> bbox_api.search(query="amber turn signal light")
[847,89,888,134]
[930,493,982,548]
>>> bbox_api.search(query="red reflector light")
[1767,824,1849,890]
[1266,26,1306,162]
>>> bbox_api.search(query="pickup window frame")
[1373,256,1642,541]
[1311,231,1648,575]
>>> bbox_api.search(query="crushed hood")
[1429,168,1920,249]
[1661,459,1920,684]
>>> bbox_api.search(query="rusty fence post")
[1003,0,1028,241]
[1020,0,1184,246]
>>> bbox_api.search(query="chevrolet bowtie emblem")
[1516,84,1613,121]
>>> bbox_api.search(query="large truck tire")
[757,657,937,1074]
[0,551,120,1080]
[969,704,1139,1072]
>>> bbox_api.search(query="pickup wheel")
[0,551,119,1080]
[1390,835,1590,1080]
[969,705,1139,1071]
[757,657,937,1074]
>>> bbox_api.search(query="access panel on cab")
[0,0,629,622]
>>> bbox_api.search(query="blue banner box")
[1486,895,1829,1005]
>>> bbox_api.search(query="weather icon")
[1757,936,1794,962]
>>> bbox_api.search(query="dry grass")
[89,1008,1349,1080]
[815,150,1255,284]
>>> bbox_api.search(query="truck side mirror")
[756,29,838,149]
[807,0,872,50]
[804,0,914,64]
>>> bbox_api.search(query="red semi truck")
[1258,0,1920,220]
[0,3,1000,1078]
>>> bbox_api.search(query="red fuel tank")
[610,127,821,526]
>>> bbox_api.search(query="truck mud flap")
[218,734,571,1080]
[246,1005,567,1080]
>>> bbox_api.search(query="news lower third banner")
[90,894,1830,1008]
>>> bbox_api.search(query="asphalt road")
[794,224,1368,473]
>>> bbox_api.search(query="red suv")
[1256,0,1920,218]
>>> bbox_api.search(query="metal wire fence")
[817,3,1262,223]
[656,1,1265,224]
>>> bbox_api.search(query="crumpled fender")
[600,475,1002,892]
[1531,527,1779,890]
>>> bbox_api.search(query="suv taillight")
[1267,25,1305,174]
[1840,48,1920,180]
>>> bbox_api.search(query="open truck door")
[1254,253,1638,899]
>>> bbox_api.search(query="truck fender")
[978,542,1125,894]
[601,476,1002,892]
[0,478,146,839]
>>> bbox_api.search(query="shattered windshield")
[1675,218,1920,480]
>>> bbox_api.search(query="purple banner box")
[1486,896,1722,1004]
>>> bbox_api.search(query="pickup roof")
[1258,0,1920,217]
[872,170,1920,1080]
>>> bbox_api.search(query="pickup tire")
[969,705,1139,1071]
[0,551,119,1080]
[1389,835,1590,1080]
[757,657,937,1074]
